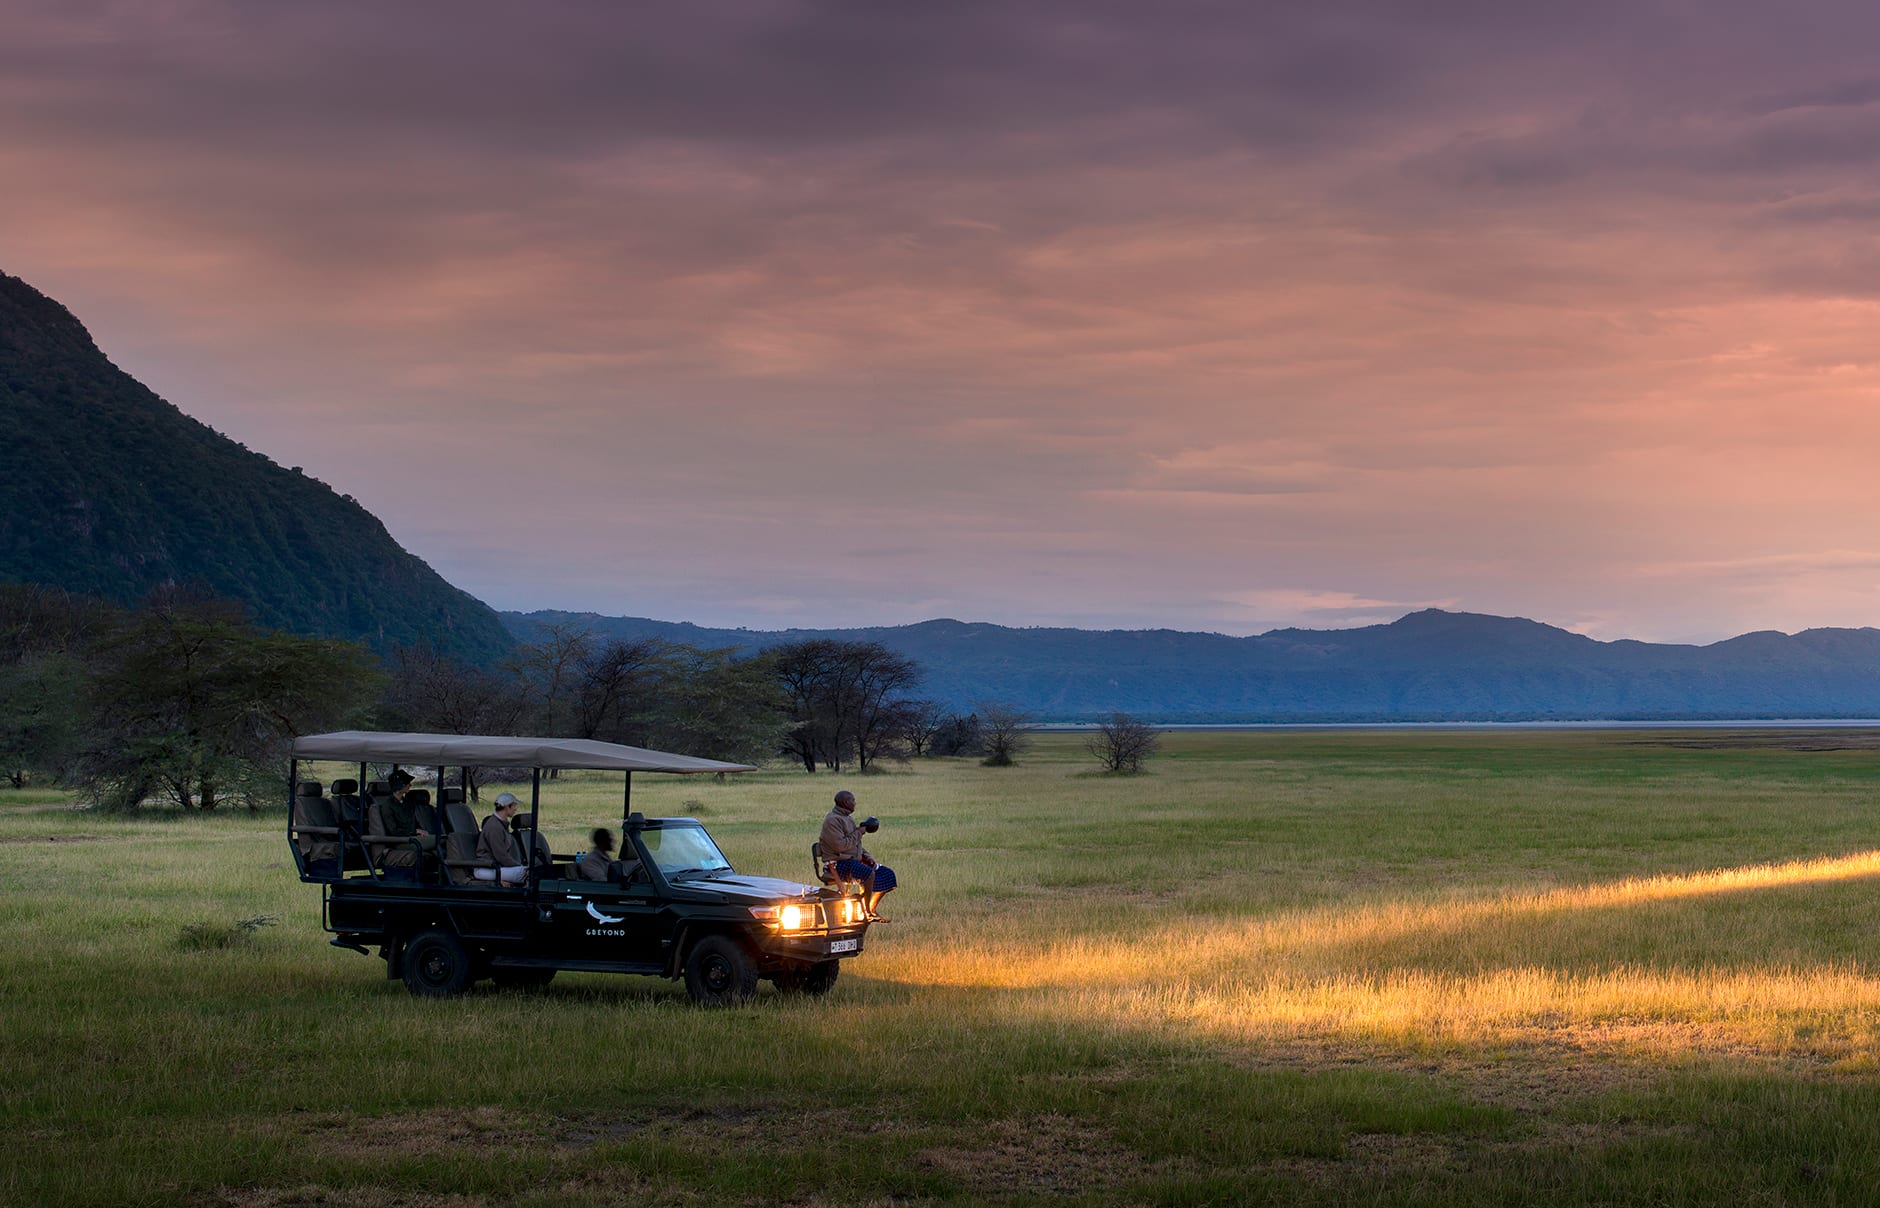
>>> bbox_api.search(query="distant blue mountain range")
[501,608,1880,722]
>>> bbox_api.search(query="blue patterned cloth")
[835,858,896,893]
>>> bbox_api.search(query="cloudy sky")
[7,1,1880,642]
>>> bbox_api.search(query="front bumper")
[759,925,868,961]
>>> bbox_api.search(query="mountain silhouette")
[0,271,511,662]
[506,607,1880,720]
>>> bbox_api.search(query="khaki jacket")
[819,808,869,864]
[577,847,613,881]
[478,814,522,868]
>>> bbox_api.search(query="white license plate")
[829,938,859,954]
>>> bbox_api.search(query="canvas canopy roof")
[291,731,756,774]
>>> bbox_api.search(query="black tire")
[683,934,758,1007]
[402,929,474,997]
[772,959,840,997]
[490,967,556,991]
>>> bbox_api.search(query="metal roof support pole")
[286,758,299,871]
[622,770,633,827]
[527,767,542,896]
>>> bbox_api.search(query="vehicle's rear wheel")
[772,959,839,997]
[683,934,758,1006]
[402,929,473,997]
[490,967,556,991]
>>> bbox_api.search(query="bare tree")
[976,701,1035,767]
[509,621,594,739]
[1087,710,1162,773]
[771,639,843,772]
[901,699,945,756]
[572,638,667,743]
[849,643,923,771]
[929,711,984,757]
[769,639,925,772]
[387,642,528,737]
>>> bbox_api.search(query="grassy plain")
[7,729,1880,1205]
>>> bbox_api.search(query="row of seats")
[292,779,577,887]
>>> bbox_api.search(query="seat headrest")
[331,778,358,796]
[440,787,465,805]
[404,788,430,806]
[366,780,392,797]
[297,780,324,797]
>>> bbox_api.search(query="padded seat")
[405,788,438,836]
[441,799,488,885]
[292,781,339,877]
[365,798,420,872]
[513,822,552,870]
[329,779,372,871]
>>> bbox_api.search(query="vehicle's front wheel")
[402,929,474,997]
[683,934,758,1007]
[772,960,839,997]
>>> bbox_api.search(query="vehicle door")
[537,867,666,967]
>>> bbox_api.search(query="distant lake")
[1040,718,1880,732]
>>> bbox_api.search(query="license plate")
[829,938,858,954]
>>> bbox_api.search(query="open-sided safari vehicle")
[286,731,869,1005]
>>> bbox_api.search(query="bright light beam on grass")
[878,850,1880,1059]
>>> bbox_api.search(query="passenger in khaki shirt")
[474,793,527,885]
[819,790,897,920]
[576,827,640,883]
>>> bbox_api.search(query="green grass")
[7,729,1880,1204]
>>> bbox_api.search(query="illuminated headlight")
[832,897,863,926]
[749,902,820,930]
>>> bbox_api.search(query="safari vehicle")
[285,731,870,1005]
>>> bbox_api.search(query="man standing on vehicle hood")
[820,790,896,921]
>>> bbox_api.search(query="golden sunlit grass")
[879,849,1880,1066]
[9,729,1880,1205]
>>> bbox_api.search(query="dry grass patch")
[915,1113,1154,1199]
[207,1187,493,1208]
[294,1106,539,1161]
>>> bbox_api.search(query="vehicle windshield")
[639,826,733,879]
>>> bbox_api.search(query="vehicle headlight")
[749,902,819,930]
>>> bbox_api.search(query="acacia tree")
[645,645,786,764]
[976,701,1036,767]
[509,621,593,740]
[901,699,945,757]
[771,639,846,772]
[0,584,105,788]
[848,643,923,771]
[1087,710,1162,773]
[82,591,381,811]
[929,711,984,757]
[386,641,530,736]
[770,639,925,771]
[0,653,83,788]
[572,637,668,744]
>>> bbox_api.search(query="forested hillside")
[0,272,511,663]
[505,607,1880,721]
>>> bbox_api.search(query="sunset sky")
[7,1,1880,642]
